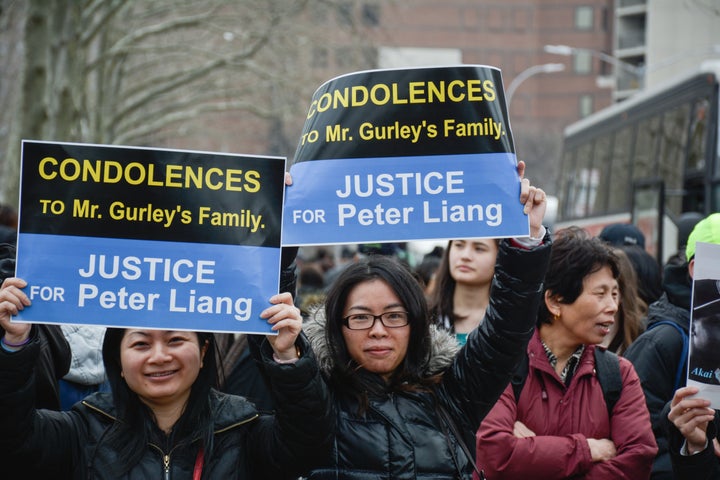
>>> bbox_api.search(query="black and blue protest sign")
[14,141,285,333]
[282,65,528,246]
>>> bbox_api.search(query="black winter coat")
[0,333,333,480]
[304,236,551,480]
[624,261,692,480]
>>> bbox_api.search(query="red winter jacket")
[476,330,657,479]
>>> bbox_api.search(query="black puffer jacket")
[304,236,551,480]
[0,332,333,480]
[624,261,692,480]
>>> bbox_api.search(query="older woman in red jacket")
[476,228,657,479]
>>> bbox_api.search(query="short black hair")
[539,227,620,325]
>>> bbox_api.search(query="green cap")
[686,213,720,261]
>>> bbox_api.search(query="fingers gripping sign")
[0,277,32,345]
[261,292,303,361]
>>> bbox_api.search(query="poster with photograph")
[14,141,286,334]
[282,65,529,246]
[687,241,720,407]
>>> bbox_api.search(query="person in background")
[414,252,442,299]
[58,324,109,410]
[624,212,720,479]
[429,237,500,346]
[618,244,662,309]
[665,212,704,267]
[598,223,662,308]
[302,162,551,479]
[602,247,646,354]
[0,203,17,245]
[0,277,333,479]
[477,227,657,479]
[598,222,646,250]
[323,246,359,287]
[296,263,326,315]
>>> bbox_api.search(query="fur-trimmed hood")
[303,307,460,378]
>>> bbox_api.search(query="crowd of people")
[1,186,719,479]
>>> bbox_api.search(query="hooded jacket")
[477,330,657,479]
[624,261,692,479]
[0,331,333,480]
[303,236,552,480]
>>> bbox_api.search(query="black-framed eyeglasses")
[342,311,410,330]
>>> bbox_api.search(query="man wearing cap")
[599,222,646,249]
[625,213,720,479]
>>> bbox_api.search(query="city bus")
[555,62,720,264]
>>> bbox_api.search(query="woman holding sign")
[302,162,550,479]
[0,281,333,479]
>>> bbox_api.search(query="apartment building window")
[336,1,353,25]
[575,6,594,30]
[579,94,594,117]
[574,50,593,74]
[362,3,380,26]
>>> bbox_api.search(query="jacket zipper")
[163,454,171,480]
[83,400,260,477]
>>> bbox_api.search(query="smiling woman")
[0,280,334,479]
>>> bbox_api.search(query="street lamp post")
[505,63,565,106]
[543,44,644,78]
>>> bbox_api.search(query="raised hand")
[517,160,547,238]
[261,291,303,361]
[667,386,715,454]
[0,277,32,345]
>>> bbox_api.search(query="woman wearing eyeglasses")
[302,164,551,480]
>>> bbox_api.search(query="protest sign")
[14,140,285,334]
[687,241,720,407]
[282,65,528,246]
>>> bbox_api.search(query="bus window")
[712,182,720,212]
[659,104,690,217]
[589,134,612,215]
[634,115,661,180]
[688,97,709,173]
[608,127,632,212]
[558,69,720,240]
[559,148,576,219]
[572,141,595,217]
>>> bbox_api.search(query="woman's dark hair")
[102,328,218,473]
[323,255,434,400]
[429,240,458,326]
[538,227,620,325]
[609,247,645,354]
[617,244,662,307]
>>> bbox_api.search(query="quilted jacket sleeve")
[440,232,552,432]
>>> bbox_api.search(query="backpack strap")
[593,348,622,417]
[645,320,689,392]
